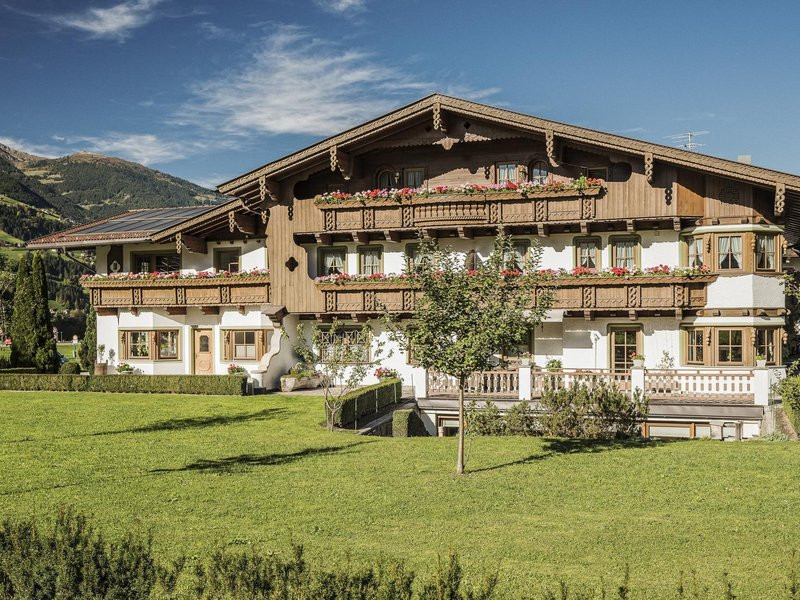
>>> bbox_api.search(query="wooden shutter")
[221,330,233,361]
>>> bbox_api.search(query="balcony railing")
[427,369,520,398]
[316,275,715,314]
[644,369,754,402]
[83,274,271,308]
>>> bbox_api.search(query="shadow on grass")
[150,440,376,474]
[93,408,287,437]
[470,437,686,473]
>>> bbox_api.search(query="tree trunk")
[456,379,465,475]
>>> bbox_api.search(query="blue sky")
[1,0,799,189]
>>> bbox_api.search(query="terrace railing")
[530,368,631,397]
[427,369,519,398]
[644,369,755,402]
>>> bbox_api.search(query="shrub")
[539,382,648,439]
[780,376,800,433]
[334,379,402,428]
[505,400,538,435]
[466,400,506,435]
[393,409,429,437]
[0,374,249,395]
[0,367,39,374]
[59,361,81,374]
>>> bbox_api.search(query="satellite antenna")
[664,130,709,151]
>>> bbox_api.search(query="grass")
[0,342,78,360]
[0,391,798,598]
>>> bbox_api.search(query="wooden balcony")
[306,188,606,239]
[315,275,715,316]
[83,275,271,313]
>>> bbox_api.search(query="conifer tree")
[78,306,97,371]
[30,252,61,373]
[10,253,35,367]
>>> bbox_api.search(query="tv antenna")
[664,130,709,151]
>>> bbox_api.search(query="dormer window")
[529,160,549,184]
[496,162,518,185]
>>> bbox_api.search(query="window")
[215,249,241,273]
[610,328,639,372]
[611,237,638,270]
[133,253,180,274]
[529,160,549,184]
[687,237,704,268]
[404,168,424,188]
[318,328,371,364]
[756,328,778,364]
[717,329,743,364]
[405,243,428,271]
[505,239,530,271]
[465,249,482,271]
[717,235,743,270]
[686,329,704,364]
[358,246,382,275]
[575,238,600,269]
[156,331,179,360]
[122,331,150,359]
[234,331,257,360]
[496,162,518,185]
[318,247,346,276]
[586,167,608,180]
[755,234,776,271]
[377,170,394,189]
[199,334,210,353]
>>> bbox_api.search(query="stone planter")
[280,375,322,392]
[633,359,645,368]
[756,359,767,368]
[94,363,108,375]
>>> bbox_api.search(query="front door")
[194,329,214,374]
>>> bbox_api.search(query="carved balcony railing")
[317,188,603,233]
[315,275,715,315]
[427,369,520,398]
[83,275,271,310]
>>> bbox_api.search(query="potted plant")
[631,353,645,368]
[95,344,107,375]
[519,352,532,367]
[280,363,322,392]
[374,367,399,380]
[545,358,562,372]
[116,362,134,375]
[228,364,248,375]
[755,354,767,368]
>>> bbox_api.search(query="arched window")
[529,160,549,183]
[377,170,394,190]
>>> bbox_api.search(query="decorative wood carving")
[228,211,257,235]
[176,233,207,254]
[644,152,654,183]
[545,129,559,167]
[581,198,594,220]
[432,101,446,132]
[363,208,375,229]
[534,199,547,222]
[775,182,786,216]
[401,205,413,228]
[488,201,501,224]
[329,145,354,180]
[402,289,414,311]
[582,286,595,308]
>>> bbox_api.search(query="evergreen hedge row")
[779,376,800,433]
[392,408,429,437]
[0,367,39,374]
[0,374,249,395]
[334,378,402,428]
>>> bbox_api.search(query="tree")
[386,234,553,475]
[78,306,97,372]
[293,319,388,431]
[10,253,34,367]
[30,252,60,373]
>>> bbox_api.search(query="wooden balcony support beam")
[353,231,370,243]
[258,175,281,204]
[545,128,559,167]
[383,230,400,242]
[457,226,473,239]
[628,309,637,321]
[644,151,654,184]
[314,233,333,245]
[96,307,117,316]
[200,306,219,315]
[626,220,636,233]
[672,217,681,231]
[228,211,258,236]
[329,145,354,180]
[176,232,207,254]
[166,307,186,316]
[537,223,549,237]
[583,310,594,321]
[775,181,786,216]
[580,221,589,235]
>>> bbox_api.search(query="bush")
[334,379,402,428]
[59,361,82,374]
[780,376,800,433]
[0,367,39,374]
[505,400,538,435]
[393,409,429,437]
[539,382,648,439]
[0,374,249,395]
[466,400,506,435]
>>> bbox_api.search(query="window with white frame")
[529,160,549,184]
[496,162,518,185]
[157,331,179,360]
[687,237,704,268]
[318,247,346,276]
[404,168,424,188]
[755,234,776,271]
[359,246,382,275]
[611,237,637,270]
[717,235,743,270]
[234,331,257,360]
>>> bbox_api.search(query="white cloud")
[67,133,200,165]
[0,136,62,159]
[176,26,496,138]
[198,21,241,40]
[36,0,165,41]
[314,0,367,13]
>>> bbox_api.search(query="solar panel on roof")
[70,205,219,236]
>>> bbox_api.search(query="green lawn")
[0,391,798,598]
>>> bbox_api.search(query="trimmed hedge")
[59,361,82,374]
[334,378,402,428]
[779,376,800,433]
[0,367,39,374]
[0,374,249,395]
[392,408,428,437]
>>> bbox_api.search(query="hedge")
[334,378,402,428]
[0,367,39,374]
[0,374,249,395]
[779,376,800,433]
[392,408,428,437]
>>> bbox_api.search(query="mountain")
[0,142,223,242]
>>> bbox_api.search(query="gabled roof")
[218,93,800,198]
[27,201,243,249]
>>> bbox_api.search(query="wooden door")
[194,329,214,374]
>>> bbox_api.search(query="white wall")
[114,239,267,274]
[706,275,786,309]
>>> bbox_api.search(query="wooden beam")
[433,101,447,132]
[583,310,594,321]
[422,228,437,240]
[775,181,786,216]
[314,233,333,245]
[200,306,219,315]
[383,230,400,242]
[626,220,636,233]
[579,221,589,235]
[258,176,281,203]
[628,309,636,321]
[95,307,117,317]
[672,217,681,231]
[166,307,187,316]
[353,231,370,243]
[457,226,473,239]
[536,223,549,237]
[329,145,354,180]
[674,308,683,321]
[228,211,258,236]
[644,151,654,184]
[545,129,559,167]
[176,232,207,254]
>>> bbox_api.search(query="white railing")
[427,369,519,398]
[530,368,631,396]
[644,369,755,400]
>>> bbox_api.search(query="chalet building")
[30,94,800,439]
